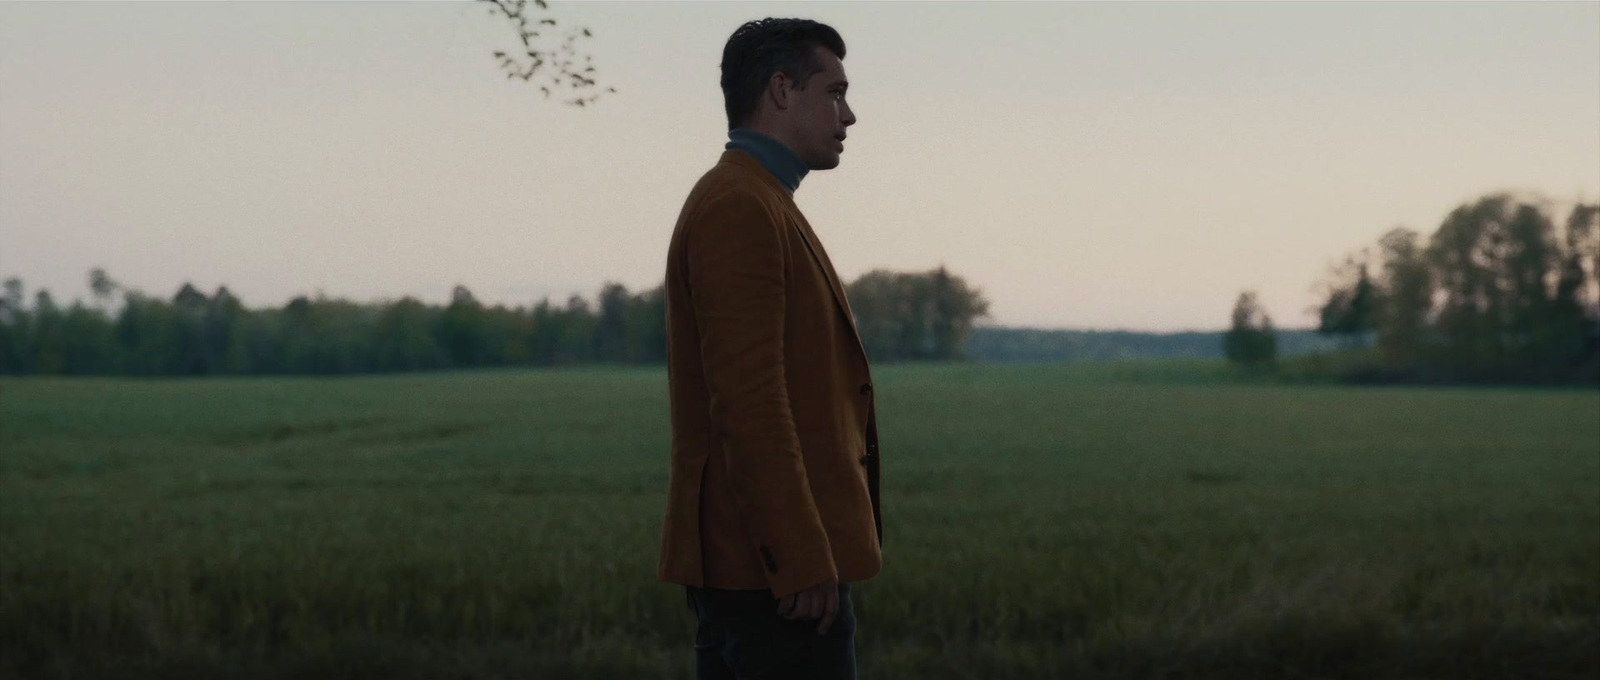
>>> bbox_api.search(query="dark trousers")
[684,583,856,680]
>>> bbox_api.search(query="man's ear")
[766,71,793,112]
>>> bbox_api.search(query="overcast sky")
[3,1,1597,331]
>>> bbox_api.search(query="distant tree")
[0,278,22,321]
[89,268,118,311]
[928,265,990,359]
[500,306,538,365]
[844,270,899,360]
[624,284,667,363]
[208,286,246,374]
[594,282,630,361]
[1224,291,1277,367]
[929,267,956,356]
[1373,228,1434,369]
[279,295,316,373]
[475,303,523,366]
[171,283,212,374]
[1317,260,1379,348]
[845,266,990,362]
[0,278,30,373]
[1425,195,1568,379]
[1502,204,1561,373]
[315,298,374,374]
[1559,203,1600,319]
[1553,204,1600,380]
[1426,195,1536,378]
[894,273,933,359]
[57,302,115,375]
[527,298,562,364]
[30,291,63,374]
[439,285,488,367]
[557,294,598,363]
[372,297,445,371]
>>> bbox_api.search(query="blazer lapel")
[719,149,867,355]
[790,213,867,351]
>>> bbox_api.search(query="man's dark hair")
[720,18,846,131]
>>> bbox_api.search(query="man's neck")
[726,128,809,193]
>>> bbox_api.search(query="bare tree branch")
[481,0,616,107]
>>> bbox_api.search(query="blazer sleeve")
[685,189,837,599]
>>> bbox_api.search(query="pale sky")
[2,1,1597,331]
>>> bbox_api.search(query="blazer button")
[859,382,873,395]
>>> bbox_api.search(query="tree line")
[0,267,989,376]
[966,326,1339,363]
[1227,193,1599,384]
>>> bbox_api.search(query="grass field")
[1,361,1596,679]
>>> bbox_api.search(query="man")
[657,18,881,680]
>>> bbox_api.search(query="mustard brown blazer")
[657,149,882,600]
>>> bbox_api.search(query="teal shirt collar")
[726,128,809,193]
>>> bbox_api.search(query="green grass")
[1,361,1596,679]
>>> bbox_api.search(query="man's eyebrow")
[830,80,849,90]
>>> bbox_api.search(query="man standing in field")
[657,18,882,679]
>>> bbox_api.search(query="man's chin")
[809,154,842,171]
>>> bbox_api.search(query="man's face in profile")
[789,46,856,171]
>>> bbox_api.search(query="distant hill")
[964,327,1343,362]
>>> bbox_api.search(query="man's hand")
[776,576,840,634]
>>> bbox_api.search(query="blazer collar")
[719,149,792,197]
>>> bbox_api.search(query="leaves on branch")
[481,0,612,107]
